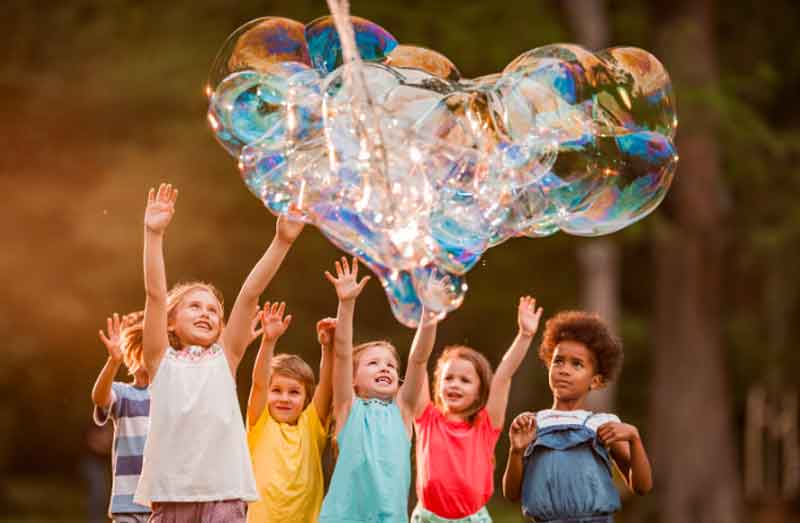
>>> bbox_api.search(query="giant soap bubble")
[207,10,677,327]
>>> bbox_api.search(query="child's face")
[170,289,223,347]
[438,357,481,415]
[353,345,400,401]
[267,373,307,424]
[548,340,602,402]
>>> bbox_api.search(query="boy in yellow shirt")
[246,301,335,522]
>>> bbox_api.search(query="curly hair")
[539,310,623,384]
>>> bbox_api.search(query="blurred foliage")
[1,0,800,519]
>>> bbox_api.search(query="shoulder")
[476,407,502,432]
[585,412,621,431]
[415,402,438,425]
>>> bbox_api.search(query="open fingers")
[356,275,371,293]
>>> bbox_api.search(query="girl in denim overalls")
[502,311,653,523]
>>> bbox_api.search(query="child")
[133,183,304,522]
[319,257,438,523]
[245,300,336,522]
[91,311,150,523]
[411,296,544,523]
[502,310,653,523]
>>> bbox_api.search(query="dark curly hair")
[538,310,623,384]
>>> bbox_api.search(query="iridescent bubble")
[596,47,677,138]
[429,186,490,275]
[385,44,461,81]
[367,262,423,328]
[560,131,678,235]
[208,15,678,328]
[208,17,311,93]
[305,15,398,75]
[208,62,315,157]
[412,264,467,316]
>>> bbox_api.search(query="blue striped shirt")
[93,382,150,515]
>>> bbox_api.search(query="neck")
[442,408,469,423]
[552,395,588,411]
[133,372,150,387]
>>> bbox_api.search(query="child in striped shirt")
[91,312,151,523]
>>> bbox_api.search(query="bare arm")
[486,296,543,428]
[91,314,124,407]
[313,318,336,426]
[246,302,292,428]
[600,422,654,494]
[502,412,537,502]
[325,257,370,436]
[222,216,304,374]
[142,185,177,378]
[398,308,437,419]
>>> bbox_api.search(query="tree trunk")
[650,1,742,521]
[561,0,618,413]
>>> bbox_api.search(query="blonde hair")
[432,345,494,423]
[271,354,315,407]
[119,311,145,375]
[122,282,225,359]
[352,340,400,375]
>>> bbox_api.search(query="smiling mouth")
[194,320,212,331]
[375,376,393,386]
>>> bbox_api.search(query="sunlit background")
[2,0,800,521]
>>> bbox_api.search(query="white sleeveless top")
[134,344,258,505]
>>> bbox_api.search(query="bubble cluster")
[207,15,678,327]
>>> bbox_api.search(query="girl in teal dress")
[319,257,439,523]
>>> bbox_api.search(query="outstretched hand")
[276,205,305,244]
[260,301,292,342]
[98,313,123,362]
[144,183,178,234]
[248,305,264,344]
[509,411,537,452]
[316,317,337,348]
[324,257,371,302]
[517,296,543,337]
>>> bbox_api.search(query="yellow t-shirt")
[247,403,328,523]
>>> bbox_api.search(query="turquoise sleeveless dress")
[320,398,412,523]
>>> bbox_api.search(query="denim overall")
[520,414,621,523]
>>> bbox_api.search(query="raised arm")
[399,307,438,419]
[222,215,304,374]
[246,302,292,427]
[142,184,178,378]
[486,296,543,428]
[502,411,537,502]
[598,421,654,494]
[324,257,370,435]
[312,317,337,426]
[91,314,123,408]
